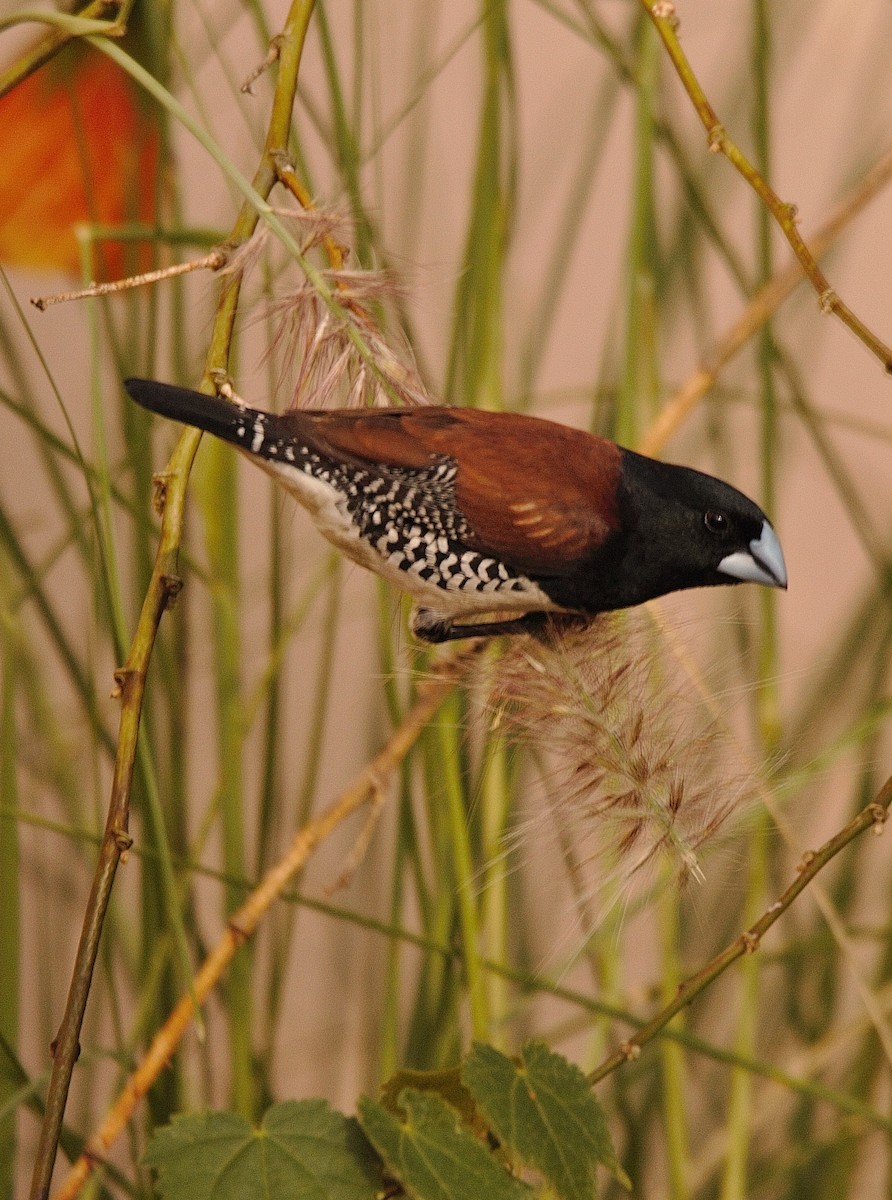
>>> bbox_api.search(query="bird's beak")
[718,520,788,590]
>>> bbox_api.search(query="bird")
[124,378,787,643]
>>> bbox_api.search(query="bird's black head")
[573,449,788,612]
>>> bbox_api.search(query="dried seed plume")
[226,204,434,410]
[490,614,752,917]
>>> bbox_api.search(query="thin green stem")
[658,884,688,1199]
[258,561,343,1082]
[445,0,513,410]
[641,0,892,370]
[0,499,116,756]
[9,770,892,1140]
[83,257,129,663]
[723,9,775,1195]
[0,609,20,1195]
[437,699,489,1041]
[479,729,512,1049]
[198,437,253,1117]
[0,8,122,41]
[616,13,659,445]
[589,777,892,1085]
[28,4,318,1192]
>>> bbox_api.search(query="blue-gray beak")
[718,519,788,590]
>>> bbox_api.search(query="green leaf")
[358,1088,531,1200]
[143,1100,379,1200]
[463,1042,628,1199]
[380,1066,487,1136]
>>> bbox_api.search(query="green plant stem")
[589,776,892,1085]
[83,261,130,663]
[638,139,892,456]
[55,652,471,1198]
[407,718,465,1069]
[294,562,343,828]
[0,500,116,756]
[380,771,413,1079]
[314,3,373,262]
[28,429,199,1200]
[641,0,892,371]
[752,0,780,748]
[255,321,285,878]
[518,68,620,401]
[658,884,687,1199]
[198,437,254,1117]
[240,555,336,735]
[0,269,127,754]
[9,789,892,1139]
[722,812,766,1200]
[546,0,753,292]
[28,4,317,1195]
[0,315,94,570]
[258,561,343,1084]
[723,9,776,1194]
[445,0,513,410]
[0,610,20,1194]
[479,729,511,1049]
[0,6,127,84]
[616,13,659,446]
[437,700,489,1041]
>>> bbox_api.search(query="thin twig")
[588,776,892,1084]
[325,769,389,895]
[653,612,892,1070]
[53,651,475,1200]
[0,0,125,100]
[9,799,892,1136]
[272,151,348,270]
[241,33,284,95]
[30,250,228,311]
[27,5,317,1197]
[638,140,892,456]
[642,0,892,373]
[26,442,196,1200]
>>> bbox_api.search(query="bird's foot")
[411,608,552,643]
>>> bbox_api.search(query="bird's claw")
[410,607,553,643]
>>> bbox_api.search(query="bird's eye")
[704,510,728,534]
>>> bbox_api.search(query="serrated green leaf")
[143,1099,378,1200]
[358,1088,531,1200]
[380,1065,486,1136]
[463,1042,628,1199]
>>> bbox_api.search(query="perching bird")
[125,379,787,642]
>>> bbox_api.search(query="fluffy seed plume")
[490,614,749,912]
[225,203,433,410]
[266,274,433,410]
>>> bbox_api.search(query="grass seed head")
[490,614,751,916]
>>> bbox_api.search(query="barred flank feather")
[491,614,750,911]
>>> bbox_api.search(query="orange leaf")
[0,44,160,278]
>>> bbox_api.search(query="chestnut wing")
[442,412,622,573]
[285,407,622,575]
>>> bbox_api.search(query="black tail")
[124,378,263,448]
